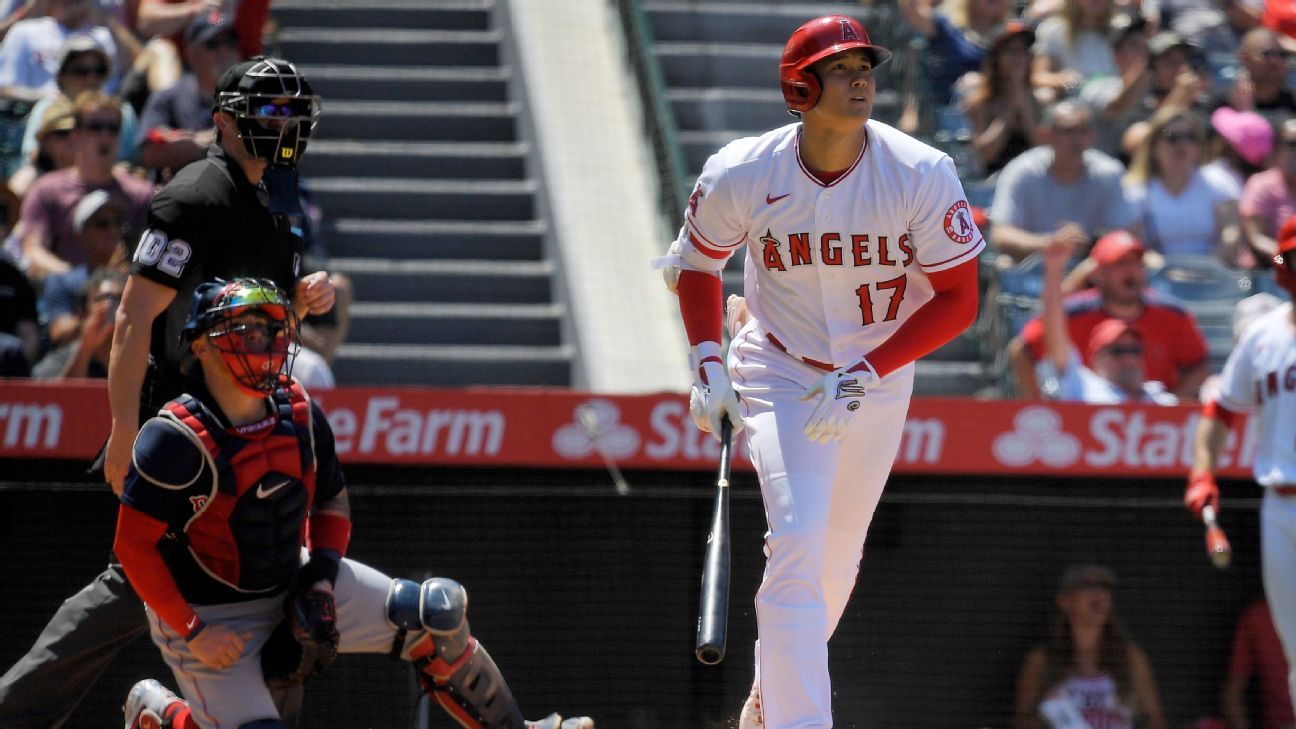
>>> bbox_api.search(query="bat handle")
[1202,504,1218,526]
[718,418,733,486]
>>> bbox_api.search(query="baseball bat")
[1201,505,1232,569]
[695,418,734,665]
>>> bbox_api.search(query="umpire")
[0,57,333,728]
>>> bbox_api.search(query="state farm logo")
[552,399,639,459]
[992,406,1081,467]
[0,401,62,449]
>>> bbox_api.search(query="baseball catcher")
[115,278,593,729]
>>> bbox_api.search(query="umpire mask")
[215,57,321,170]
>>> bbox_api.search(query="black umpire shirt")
[129,143,304,409]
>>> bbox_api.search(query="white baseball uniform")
[672,119,984,727]
[1211,301,1296,710]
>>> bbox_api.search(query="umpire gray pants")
[0,563,146,728]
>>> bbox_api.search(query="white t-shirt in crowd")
[1125,168,1236,258]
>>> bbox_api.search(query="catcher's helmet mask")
[183,278,300,396]
[780,15,891,115]
[215,57,320,169]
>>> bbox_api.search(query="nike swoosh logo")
[766,193,790,204]
[256,478,291,499]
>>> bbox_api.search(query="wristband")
[307,511,350,557]
[184,617,206,641]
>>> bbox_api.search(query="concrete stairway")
[642,1,991,396]
[275,0,572,386]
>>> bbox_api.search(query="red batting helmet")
[1275,214,1296,296]
[780,15,892,113]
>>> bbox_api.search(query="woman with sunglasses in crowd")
[8,93,76,197]
[1124,107,1244,264]
[18,35,139,167]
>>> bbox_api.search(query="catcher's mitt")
[262,587,339,688]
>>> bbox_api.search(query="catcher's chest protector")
[163,381,318,592]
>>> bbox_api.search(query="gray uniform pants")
[0,563,302,728]
[0,563,146,728]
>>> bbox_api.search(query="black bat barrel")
[695,419,733,664]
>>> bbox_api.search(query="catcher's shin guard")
[387,577,525,729]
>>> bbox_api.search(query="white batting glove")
[689,342,744,440]
[798,359,880,444]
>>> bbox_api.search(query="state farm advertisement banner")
[0,381,1256,479]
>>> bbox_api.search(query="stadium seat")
[1145,255,1254,304]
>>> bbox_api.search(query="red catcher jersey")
[674,120,984,366]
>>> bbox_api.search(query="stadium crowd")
[0,0,343,389]
[899,0,1296,403]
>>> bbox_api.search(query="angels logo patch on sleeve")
[687,184,705,214]
[942,200,975,244]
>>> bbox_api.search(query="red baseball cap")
[1279,214,1296,257]
[1089,230,1146,266]
[1087,319,1141,360]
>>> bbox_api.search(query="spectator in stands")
[39,188,125,345]
[1212,28,1296,132]
[18,36,139,166]
[0,250,37,375]
[31,264,123,378]
[1034,237,1179,402]
[129,0,268,104]
[1124,107,1244,263]
[1079,14,1152,157]
[138,0,267,60]
[136,10,237,177]
[1261,0,1296,42]
[1032,0,1120,102]
[1146,0,1255,54]
[1118,32,1215,156]
[0,0,139,102]
[0,1,49,43]
[1222,599,1293,729]
[1205,106,1274,196]
[1013,564,1167,729]
[7,92,75,197]
[990,101,1135,261]
[1009,229,1211,399]
[897,0,1017,107]
[963,21,1042,176]
[18,90,153,280]
[1239,117,1296,265]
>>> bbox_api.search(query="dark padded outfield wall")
[0,469,1265,728]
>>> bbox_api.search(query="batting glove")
[1184,471,1220,519]
[799,359,879,444]
[689,342,744,440]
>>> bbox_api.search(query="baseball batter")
[660,15,983,728]
[1185,216,1296,717]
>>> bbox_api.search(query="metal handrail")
[611,0,690,231]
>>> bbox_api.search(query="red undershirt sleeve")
[1202,399,1239,428]
[676,269,723,347]
[857,259,980,378]
[114,505,203,639]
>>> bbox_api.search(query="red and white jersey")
[1214,302,1296,486]
[673,120,985,366]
